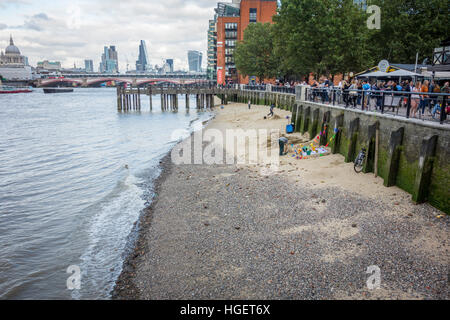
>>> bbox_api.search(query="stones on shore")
[115,135,449,300]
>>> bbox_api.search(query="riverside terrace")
[117,84,449,213]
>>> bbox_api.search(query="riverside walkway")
[117,84,449,126]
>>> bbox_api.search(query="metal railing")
[217,84,238,90]
[271,86,295,94]
[143,82,216,89]
[305,87,449,124]
[243,85,266,91]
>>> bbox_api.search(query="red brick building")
[214,0,278,85]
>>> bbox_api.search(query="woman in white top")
[410,82,421,118]
[348,80,358,108]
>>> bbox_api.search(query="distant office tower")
[207,19,217,81]
[136,40,150,72]
[99,46,118,73]
[166,59,174,73]
[85,59,94,72]
[188,50,203,72]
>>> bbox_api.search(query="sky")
[0,0,218,72]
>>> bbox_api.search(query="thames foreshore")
[112,102,448,300]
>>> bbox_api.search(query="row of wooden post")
[117,87,215,112]
[117,87,141,111]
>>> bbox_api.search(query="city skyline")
[0,0,215,72]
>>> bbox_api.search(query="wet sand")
[113,103,448,300]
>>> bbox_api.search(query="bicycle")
[354,148,366,173]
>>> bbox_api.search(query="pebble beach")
[113,103,448,300]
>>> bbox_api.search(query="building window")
[249,8,257,23]
[225,23,238,30]
[225,31,237,39]
[225,48,234,55]
[225,40,236,47]
[225,56,234,64]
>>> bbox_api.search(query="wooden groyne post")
[117,85,219,112]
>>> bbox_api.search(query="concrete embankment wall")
[224,91,450,214]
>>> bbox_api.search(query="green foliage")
[273,0,375,78]
[367,0,449,63]
[234,22,279,82]
[237,0,449,80]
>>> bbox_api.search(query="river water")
[0,87,213,299]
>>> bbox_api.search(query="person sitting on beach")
[279,137,289,156]
[268,104,275,117]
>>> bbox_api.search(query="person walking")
[411,81,421,118]
[342,79,350,106]
[267,103,275,118]
[362,80,371,110]
[248,99,251,110]
[356,80,363,106]
[349,80,358,108]
[371,81,381,110]
[431,82,445,119]
[420,80,429,117]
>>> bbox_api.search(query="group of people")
[344,79,449,119]
[309,78,449,120]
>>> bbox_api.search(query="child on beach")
[268,104,275,117]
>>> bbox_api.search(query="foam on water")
[73,174,146,299]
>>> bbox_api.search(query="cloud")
[32,13,49,20]
[0,0,217,71]
[9,12,52,31]
[0,0,29,9]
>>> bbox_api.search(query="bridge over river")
[36,73,209,88]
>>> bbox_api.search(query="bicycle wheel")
[354,160,363,173]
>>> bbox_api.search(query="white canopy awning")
[356,71,389,78]
[386,69,423,77]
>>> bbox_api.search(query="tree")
[243,0,449,81]
[273,0,374,79]
[234,22,279,83]
[367,0,449,64]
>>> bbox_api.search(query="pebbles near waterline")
[112,103,448,300]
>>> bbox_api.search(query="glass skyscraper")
[84,59,94,72]
[166,59,174,73]
[99,46,118,73]
[188,50,203,72]
[136,40,150,73]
